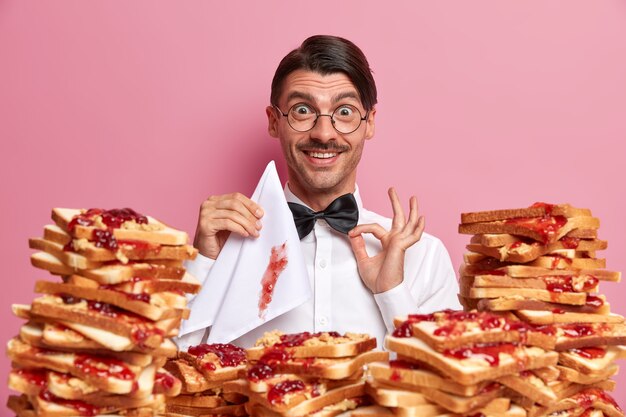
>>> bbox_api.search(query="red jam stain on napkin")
[258,242,288,318]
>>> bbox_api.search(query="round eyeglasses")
[274,103,369,134]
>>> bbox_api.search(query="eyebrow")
[285,90,361,106]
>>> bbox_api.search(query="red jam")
[545,276,598,293]
[571,347,606,359]
[15,369,47,387]
[267,380,306,404]
[248,363,275,382]
[531,202,555,215]
[443,343,517,367]
[155,372,176,390]
[68,208,148,231]
[504,215,567,244]
[509,241,524,250]
[74,355,135,380]
[561,236,581,249]
[39,390,99,416]
[99,285,151,303]
[390,370,401,381]
[586,295,604,308]
[573,387,621,411]
[92,229,118,251]
[117,239,161,257]
[392,321,414,338]
[276,331,341,348]
[187,343,246,368]
[131,326,164,345]
[258,243,288,318]
[560,324,596,338]
[389,359,421,370]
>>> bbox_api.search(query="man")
[179,35,460,349]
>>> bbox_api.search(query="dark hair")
[270,35,378,111]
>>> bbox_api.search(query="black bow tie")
[288,193,359,239]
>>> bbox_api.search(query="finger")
[406,215,426,245]
[404,196,420,231]
[229,192,264,218]
[205,218,252,238]
[349,223,388,240]
[348,234,370,262]
[388,187,405,229]
[212,198,263,230]
[206,209,260,237]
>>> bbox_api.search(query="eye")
[292,104,314,115]
[337,106,354,117]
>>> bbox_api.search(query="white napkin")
[179,161,311,343]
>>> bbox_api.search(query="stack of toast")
[362,309,556,417]
[224,330,386,417]
[457,203,624,416]
[162,342,249,416]
[7,207,201,416]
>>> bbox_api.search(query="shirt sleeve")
[184,253,215,302]
[373,236,462,333]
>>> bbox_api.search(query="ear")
[364,108,376,140]
[266,106,280,138]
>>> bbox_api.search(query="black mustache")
[297,141,349,152]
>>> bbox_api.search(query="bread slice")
[7,338,140,394]
[517,310,623,325]
[558,346,626,374]
[367,362,490,397]
[249,331,376,359]
[394,310,556,351]
[528,255,606,270]
[496,370,557,406]
[469,287,588,305]
[467,238,607,263]
[43,225,197,263]
[459,215,599,244]
[249,350,387,380]
[34,280,180,321]
[461,264,621,282]
[527,386,624,417]
[470,273,602,292]
[385,335,558,385]
[178,343,247,382]
[163,359,223,394]
[477,295,611,314]
[554,323,626,350]
[226,378,366,417]
[556,363,619,384]
[29,295,178,349]
[364,380,428,407]
[164,402,246,416]
[461,204,591,224]
[402,383,505,415]
[165,393,226,408]
[30,251,186,284]
[29,238,103,270]
[52,207,189,245]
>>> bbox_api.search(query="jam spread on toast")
[267,379,306,404]
[15,369,47,387]
[187,343,246,370]
[39,390,99,416]
[571,347,606,359]
[74,355,135,380]
[68,208,148,231]
[443,343,518,366]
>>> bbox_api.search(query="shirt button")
[319,259,327,268]
[319,316,328,326]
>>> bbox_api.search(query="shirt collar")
[283,182,364,211]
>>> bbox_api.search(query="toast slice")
[248,350,387,381]
[178,343,247,382]
[477,295,610,314]
[461,203,591,224]
[393,310,556,351]
[7,338,140,394]
[248,331,376,359]
[554,323,626,350]
[469,287,588,305]
[52,207,189,246]
[163,359,223,394]
[556,363,619,385]
[558,346,626,374]
[496,370,557,406]
[43,225,197,263]
[460,263,621,282]
[385,335,558,385]
[516,310,623,325]
[467,238,607,263]
[164,402,246,416]
[367,361,491,397]
[469,273,601,292]
[30,251,186,284]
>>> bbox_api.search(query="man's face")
[267,70,376,198]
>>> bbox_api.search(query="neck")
[287,180,356,211]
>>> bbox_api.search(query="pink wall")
[2,0,626,406]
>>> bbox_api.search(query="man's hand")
[348,188,425,294]
[193,193,264,259]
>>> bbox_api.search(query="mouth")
[304,151,339,159]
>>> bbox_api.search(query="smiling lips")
[306,151,338,159]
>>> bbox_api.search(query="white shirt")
[176,185,461,350]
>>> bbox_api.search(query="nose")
[309,114,337,143]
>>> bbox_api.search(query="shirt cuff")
[373,281,417,333]
[184,253,215,287]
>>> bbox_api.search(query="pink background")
[2,0,626,406]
